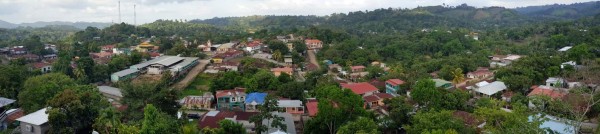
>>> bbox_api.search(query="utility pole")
[134,4,137,26]
[118,1,121,23]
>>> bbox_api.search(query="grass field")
[180,74,212,97]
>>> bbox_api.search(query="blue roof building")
[245,92,267,112]
[529,114,577,134]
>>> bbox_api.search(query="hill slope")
[514,1,600,19]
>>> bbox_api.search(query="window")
[291,107,295,111]
[298,107,303,111]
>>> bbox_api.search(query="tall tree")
[451,68,465,86]
[304,85,367,134]
[18,73,76,113]
[405,110,475,134]
[47,86,109,133]
[336,117,379,134]
[411,79,443,110]
[140,104,181,134]
[93,108,122,134]
[250,95,286,134]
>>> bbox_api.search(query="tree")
[250,95,286,134]
[405,110,474,134]
[292,40,307,54]
[18,73,76,113]
[475,106,544,133]
[304,85,367,134]
[272,50,284,62]
[277,82,306,100]
[93,108,122,134]
[120,81,180,121]
[0,65,31,99]
[219,119,246,134]
[411,79,442,110]
[47,86,109,133]
[451,68,464,86]
[336,117,379,134]
[383,97,413,132]
[140,104,181,134]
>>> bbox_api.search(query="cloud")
[0,0,594,24]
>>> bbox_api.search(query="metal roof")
[16,108,48,125]
[98,86,123,98]
[112,68,139,77]
[277,100,303,108]
[153,56,184,66]
[0,97,15,108]
[474,81,507,96]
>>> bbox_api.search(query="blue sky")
[0,0,595,24]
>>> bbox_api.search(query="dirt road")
[307,50,320,69]
[172,59,210,90]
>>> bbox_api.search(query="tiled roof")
[31,62,50,69]
[386,79,405,86]
[363,93,394,102]
[271,67,293,72]
[341,82,379,95]
[528,86,567,99]
[305,39,322,44]
[306,99,318,117]
[198,111,258,129]
[215,88,246,98]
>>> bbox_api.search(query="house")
[217,43,236,53]
[284,56,293,67]
[9,54,39,61]
[363,93,394,109]
[42,54,57,60]
[101,45,116,52]
[216,88,246,111]
[385,79,405,94]
[432,79,453,89]
[561,61,577,69]
[305,39,323,50]
[271,67,293,77]
[489,54,522,68]
[9,46,27,55]
[341,82,380,96]
[180,92,214,110]
[110,68,140,82]
[262,112,297,134]
[90,52,113,59]
[527,86,567,108]
[30,62,52,73]
[212,50,244,64]
[277,100,304,121]
[16,108,49,134]
[1,108,23,131]
[112,48,132,55]
[471,81,507,97]
[306,98,318,117]
[198,111,258,133]
[558,46,573,52]
[245,41,262,53]
[245,92,267,112]
[546,77,567,88]
[351,66,366,73]
[0,97,16,130]
[98,86,123,101]
[198,40,212,52]
[530,114,577,134]
[215,61,240,72]
[466,67,493,80]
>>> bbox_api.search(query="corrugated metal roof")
[0,97,15,108]
[98,86,123,98]
[112,68,139,77]
[474,81,507,96]
[154,56,184,66]
[277,100,303,107]
[16,108,48,125]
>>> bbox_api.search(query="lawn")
[180,74,212,97]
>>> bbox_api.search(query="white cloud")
[0,0,594,24]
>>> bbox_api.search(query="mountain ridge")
[0,20,112,29]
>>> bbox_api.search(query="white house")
[16,108,49,134]
[472,81,507,97]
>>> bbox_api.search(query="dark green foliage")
[140,104,181,134]
[405,110,475,134]
[47,86,109,133]
[18,73,76,113]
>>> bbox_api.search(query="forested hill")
[0,20,112,29]
[189,4,533,33]
[514,1,600,19]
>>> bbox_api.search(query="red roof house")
[386,79,405,86]
[351,66,366,72]
[363,93,394,109]
[527,86,567,100]
[306,98,319,117]
[341,82,379,96]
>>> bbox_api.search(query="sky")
[0,0,595,24]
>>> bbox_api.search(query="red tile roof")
[386,79,405,86]
[351,66,366,70]
[198,111,258,129]
[31,62,50,69]
[271,67,293,72]
[528,86,566,99]
[6,109,24,123]
[305,39,322,44]
[306,99,318,117]
[363,93,394,102]
[341,82,379,95]
[215,88,246,98]
[246,42,261,47]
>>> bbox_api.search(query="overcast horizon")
[0,0,596,24]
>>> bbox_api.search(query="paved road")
[172,59,210,90]
[252,53,287,66]
[307,50,320,69]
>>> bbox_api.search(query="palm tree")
[451,68,465,87]
[93,108,122,134]
[272,50,283,62]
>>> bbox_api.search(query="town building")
[341,82,380,96]
[305,98,318,117]
[198,40,212,52]
[217,43,236,53]
[9,46,27,55]
[466,67,493,80]
[385,79,405,94]
[262,112,297,134]
[180,92,214,110]
[363,93,394,109]
[111,55,199,82]
[470,81,507,97]
[101,45,116,52]
[216,88,247,111]
[277,100,304,121]
[16,108,49,134]
[98,86,123,101]
[432,79,453,89]
[245,41,263,53]
[245,92,267,112]
[198,111,258,133]
[350,65,365,73]
[305,39,323,50]
[135,42,158,53]
[271,67,293,77]
[527,85,568,109]
[29,62,52,73]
